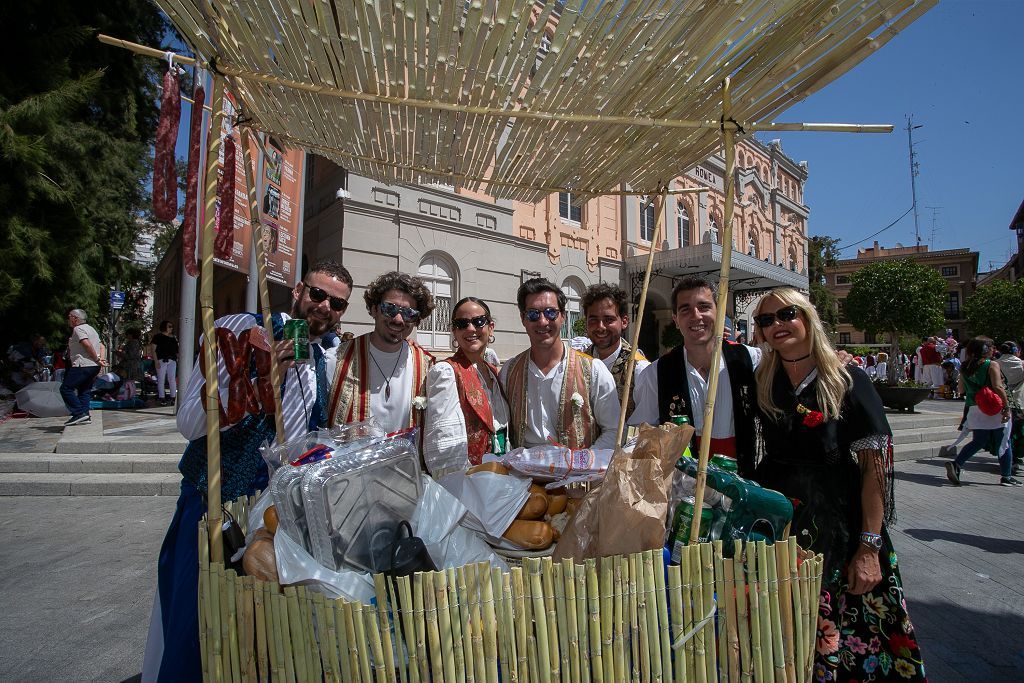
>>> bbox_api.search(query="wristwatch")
[859,532,883,551]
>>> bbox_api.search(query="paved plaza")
[0,400,1021,680]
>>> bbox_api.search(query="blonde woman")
[750,287,925,682]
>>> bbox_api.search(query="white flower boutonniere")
[570,392,584,409]
[412,396,428,411]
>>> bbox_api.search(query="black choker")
[781,353,811,363]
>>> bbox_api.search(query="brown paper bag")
[552,422,694,561]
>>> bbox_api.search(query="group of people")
[144,259,926,682]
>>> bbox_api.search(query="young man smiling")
[581,283,650,417]
[500,278,621,450]
[327,270,435,435]
[630,276,761,475]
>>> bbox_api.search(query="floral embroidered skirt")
[815,549,926,682]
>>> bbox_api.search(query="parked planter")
[873,383,931,413]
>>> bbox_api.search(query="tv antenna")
[906,115,924,248]
[924,206,942,250]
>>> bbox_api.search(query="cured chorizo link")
[214,135,236,259]
[182,83,204,277]
[153,69,181,221]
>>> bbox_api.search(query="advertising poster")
[209,91,303,285]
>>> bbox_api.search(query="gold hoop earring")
[488,335,495,344]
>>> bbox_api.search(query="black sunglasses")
[303,283,349,312]
[379,300,421,322]
[452,315,491,330]
[525,307,560,322]
[753,305,799,328]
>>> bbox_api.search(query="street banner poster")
[208,90,303,285]
[258,136,303,286]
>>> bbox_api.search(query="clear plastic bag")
[502,445,614,483]
[412,476,508,571]
[273,527,376,603]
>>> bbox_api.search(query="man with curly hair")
[327,270,435,435]
[500,278,620,450]
[581,283,650,418]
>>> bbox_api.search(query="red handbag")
[975,385,1004,416]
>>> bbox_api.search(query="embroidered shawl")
[505,343,596,449]
[444,350,503,466]
[326,334,433,431]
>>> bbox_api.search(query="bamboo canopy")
[149,0,933,200]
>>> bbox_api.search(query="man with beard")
[327,271,435,436]
[500,278,620,450]
[581,283,649,418]
[143,259,352,682]
[629,276,761,475]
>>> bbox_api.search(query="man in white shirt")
[581,283,650,418]
[630,276,761,475]
[144,259,353,683]
[327,271,435,435]
[500,278,621,450]
[60,308,106,426]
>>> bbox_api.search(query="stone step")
[54,437,186,454]
[892,426,960,446]
[0,472,180,496]
[894,440,958,462]
[0,453,179,474]
[887,413,961,431]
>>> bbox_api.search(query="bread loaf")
[546,487,568,516]
[263,505,279,535]
[518,488,549,520]
[467,461,510,476]
[243,537,279,582]
[502,520,556,550]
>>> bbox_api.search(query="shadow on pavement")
[895,470,950,487]
[902,528,1024,554]
[908,598,1024,681]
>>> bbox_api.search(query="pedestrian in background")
[60,309,105,425]
[945,337,1020,487]
[150,321,178,406]
[996,341,1024,475]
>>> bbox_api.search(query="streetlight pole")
[906,115,924,249]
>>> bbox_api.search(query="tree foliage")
[807,235,840,333]
[964,279,1024,344]
[0,1,170,351]
[846,258,946,344]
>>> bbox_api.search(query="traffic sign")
[110,291,126,310]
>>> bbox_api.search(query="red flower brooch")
[796,403,824,428]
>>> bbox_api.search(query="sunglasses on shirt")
[753,305,799,328]
[452,315,491,330]
[379,300,421,323]
[524,307,560,322]
[303,283,349,312]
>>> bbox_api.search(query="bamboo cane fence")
[199,498,823,683]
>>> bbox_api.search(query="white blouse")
[424,361,510,479]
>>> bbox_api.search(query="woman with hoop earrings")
[424,297,509,485]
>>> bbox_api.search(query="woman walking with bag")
[945,337,1021,487]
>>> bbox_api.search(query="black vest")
[656,341,757,476]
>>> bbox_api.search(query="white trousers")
[157,359,177,399]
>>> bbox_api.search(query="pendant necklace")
[370,343,405,400]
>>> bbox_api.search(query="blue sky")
[756,0,1023,271]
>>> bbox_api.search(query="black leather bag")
[386,520,436,577]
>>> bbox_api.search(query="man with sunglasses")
[500,278,621,450]
[629,276,762,476]
[581,283,650,418]
[145,259,352,682]
[327,271,435,437]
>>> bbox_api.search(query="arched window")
[561,278,583,339]
[748,235,758,258]
[677,201,690,248]
[703,214,719,244]
[416,254,457,350]
[639,196,657,242]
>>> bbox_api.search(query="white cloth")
[69,323,101,367]
[598,340,651,394]
[156,359,177,399]
[997,355,1024,408]
[177,313,318,444]
[629,345,762,440]
[875,361,887,379]
[924,364,944,389]
[424,361,510,478]
[499,344,621,450]
[366,341,415,435]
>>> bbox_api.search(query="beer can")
[284,318,310,363]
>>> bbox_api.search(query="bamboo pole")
[434,571,457,683]
[776,541,797,683]
[275,593,295,683]
[700,543,718,683]
[238,128,286,441]
[252,577,269,682]
[755,543,775,683]
[314,593,340,683]
[642,550,661,683]
[225,571,241,683]
[469,563,488,683]
[680,545,696,683]
[746,547,765,683]
[540,558,561,682]
[615,187,667,445]
[481,563,500,683]
[612,556,626,683]
[713,542,729,681]
[201,76,226,562]
[396,575,420,683]
[527,558,552,683]
[511,567,530,683]
[732,541,753,683]
[333,600,353,683]
[652,552,670,683]
[667,563,684,683]
[423,572,444,683]
[524,562,541,683]
[267,585,284,682]
[689,76,736,546]
[552,562,571,683]
[559,562,580,683]
[449,567,468,683]
[371,575,397,683]
[500,570,517,683]
[574,563,591,683]
[284,588,307,683]
[688,546,706,683]
[387,578,409,683]
[413,573,430,683]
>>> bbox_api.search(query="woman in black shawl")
[751,288,926,682]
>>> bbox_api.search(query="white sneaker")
[66,414,92,426]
